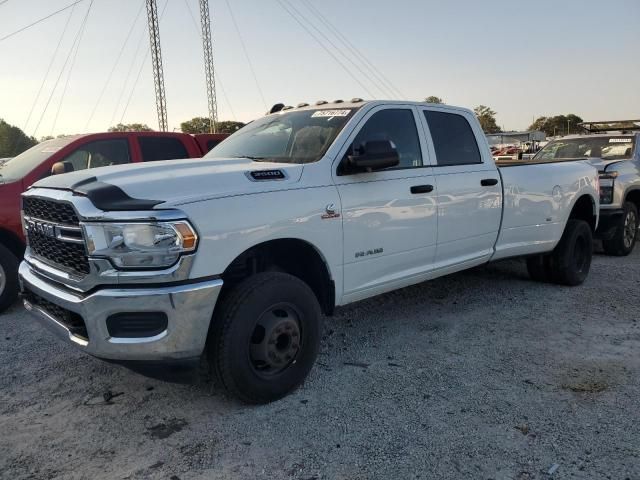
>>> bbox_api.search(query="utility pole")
[146,0,168,131]
[199,0,218,133]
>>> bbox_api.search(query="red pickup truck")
[0,131,228,312]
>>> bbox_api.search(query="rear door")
[333,105,438,301]
[419,107,502,268]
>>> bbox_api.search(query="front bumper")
[595,207,624,240]
[19,262,222,361]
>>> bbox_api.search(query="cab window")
[423,111,482,166]
[60,139,131,171]
[343,109,423,172]
[139,137,189,161]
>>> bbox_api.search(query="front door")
[334,105,438,302]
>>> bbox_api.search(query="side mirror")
[51,161,74,176]
[347,140,399,172]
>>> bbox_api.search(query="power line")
[51,0,94,135]
[120,50,150,124]
[223,0,267,110]
[0,0,84,43]
[276,0,376,99]
[32,1,92,137]
[109,24,148,127]
[23,4,76,132]
[84,0,145,131]
[301,0,405,99]
[281,0,387,99]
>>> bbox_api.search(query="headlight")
[83,221,198,269]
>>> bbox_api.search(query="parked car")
[18,100,599,403]
[0,131,227,312]
[532,124,639,255]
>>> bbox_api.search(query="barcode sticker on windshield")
[312,110,351,118]
[609,138,632,143]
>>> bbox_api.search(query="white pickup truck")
[18,100,599,403]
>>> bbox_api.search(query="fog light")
[106,312,168,338]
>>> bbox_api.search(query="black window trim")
[336,106,426,176]
[420,108,485,168]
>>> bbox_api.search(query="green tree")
[0,119,38,157]
[424,96,444,104]
[216,120,245,134]
[528,114,583,137]
[108,123,153,132]
[474,105,502,133]
[180,117,245,134]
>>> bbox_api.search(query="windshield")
[0,137,76,182]
[205,108,357,164]
[534,136,635,162]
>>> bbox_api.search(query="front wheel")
[0,244,19,313]
[208,272,322,404]
[602,202,638,256]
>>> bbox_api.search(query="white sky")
[1,0,639,138]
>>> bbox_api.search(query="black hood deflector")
[34,176,163,211]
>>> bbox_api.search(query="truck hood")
[33,157,305,208]
[583,157,627,172]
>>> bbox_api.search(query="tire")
[602,201,638,256]
[526,255,552,282]
[0,243,19,314]
[548,219,593,286]
[208,272,322,404]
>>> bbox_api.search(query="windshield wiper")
[231,155,268,161]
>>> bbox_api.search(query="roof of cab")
[268,99,475,116]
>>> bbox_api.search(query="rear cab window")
[138,137,190,162]
[423,110,482,166]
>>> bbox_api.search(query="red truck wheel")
[0,244,19,313]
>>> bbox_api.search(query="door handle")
[481,178,498,186]
[410,184,434,194]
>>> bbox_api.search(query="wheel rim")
[623,210,637,249]
[0,262,6,297]
[574,235,588,272]
[249,303,302,377]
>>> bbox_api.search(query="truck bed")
[492,160,598,260]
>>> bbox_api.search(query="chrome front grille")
[23,197,90,276]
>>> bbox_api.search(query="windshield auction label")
[609,138,632,143]
[312,110,352,118]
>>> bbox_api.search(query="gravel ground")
[1,249,639,480]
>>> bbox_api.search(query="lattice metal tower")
[146,0,168,131]
[199,0,218,133]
